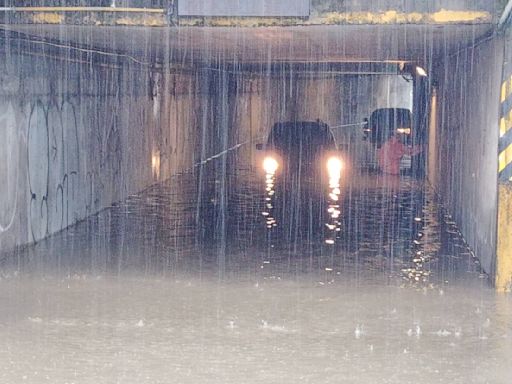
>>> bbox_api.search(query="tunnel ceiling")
[0,23,495,67]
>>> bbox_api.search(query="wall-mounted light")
[416,66,428,77]
[396,128,411,135]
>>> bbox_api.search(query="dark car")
[258,121,347,243]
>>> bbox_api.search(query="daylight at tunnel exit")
[1,0,512,383]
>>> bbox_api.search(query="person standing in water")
[377,133,422,175]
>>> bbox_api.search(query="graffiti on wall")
[0,59,194,252]
[0,95,82,246]
[27,99,81,242]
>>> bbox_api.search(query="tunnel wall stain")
[311,0,499,14]
[0,45,205,255]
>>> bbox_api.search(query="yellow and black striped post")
[497,68,512,292]
[499,76,512,181]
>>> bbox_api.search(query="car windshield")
[370,108,412,146]
[267,122,336,159]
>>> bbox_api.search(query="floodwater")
[1,160,511,384]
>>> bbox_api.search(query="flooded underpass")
[2,158,510,383]
[2,1,512,382]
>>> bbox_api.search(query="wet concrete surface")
[1,161,510,384]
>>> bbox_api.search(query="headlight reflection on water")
[262,157,279,229]
[325,156,343,245]
[261,155,345,236]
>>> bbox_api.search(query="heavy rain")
[1,1,512,383]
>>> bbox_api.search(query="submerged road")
[2,165,484,285]
[0,161,510,383]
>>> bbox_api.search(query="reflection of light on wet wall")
[152,150,161,180]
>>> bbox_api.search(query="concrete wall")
[432,37,504,275]
[0,45,205,254]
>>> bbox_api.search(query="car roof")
[271,121,330,130]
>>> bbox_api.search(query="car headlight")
[326,156,343,178]
[263,156,279,174]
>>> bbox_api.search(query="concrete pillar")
[497,184,512,292]
[496,36,512,292]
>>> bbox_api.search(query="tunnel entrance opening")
[0,23,477,283]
